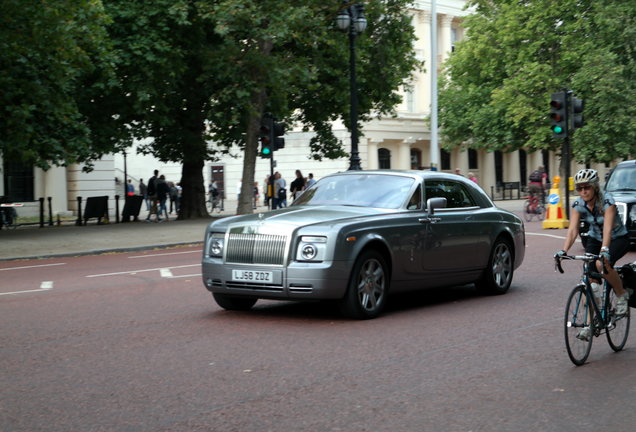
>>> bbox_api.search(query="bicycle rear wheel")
[607,289,630,351]
[536,204,546,221]
[564,285,594,366]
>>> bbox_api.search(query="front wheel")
[523,200,533,222]
[212,293,257,311]
[475,238,514,295]
[565,285,594,366]
[338,250,389,319]
[607,290,630,351]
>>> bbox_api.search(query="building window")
[440,149,451,171]
[410,149,422,169]
[378,148,391,169]
[406,89,415,113]
[2,160,34,202]
[468,149,478,169]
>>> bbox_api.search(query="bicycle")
[555,253,631,366]
[0,203,21,229]
[207,193,222,214]
[523,193,545,222]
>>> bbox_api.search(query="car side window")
[425,180,476,208]
[407,185,422,210]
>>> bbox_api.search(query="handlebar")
[554,253,603,274]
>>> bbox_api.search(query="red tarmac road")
[2,220,636,431]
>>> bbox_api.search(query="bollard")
[39,197,45,228]
[115,195,120,224]
[47,196,53,226]
[76,196,83,226]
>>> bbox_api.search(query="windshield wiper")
[609,188,636,192]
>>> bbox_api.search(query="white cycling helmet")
[574,168,599,185]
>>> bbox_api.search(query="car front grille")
[226,233,287,265]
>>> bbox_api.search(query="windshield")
[606,166,636,192]
[291,174,416,209]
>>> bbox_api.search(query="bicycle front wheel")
[564,285,594,366]
[607,290,630,352]
[523,200,533,222]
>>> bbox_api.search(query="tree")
[103,0,420,217]
[0,0,116,170]
[438,0,636,168]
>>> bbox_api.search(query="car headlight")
[296,236,327,262]
[630,205,636,226]
[208,233,225,258]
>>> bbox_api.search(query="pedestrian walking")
[145,169,160,222]
[139,179,149,210]
[156,175,170,221]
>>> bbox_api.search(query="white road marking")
[85,264,199,278]
[526,232,578,240]
[160,268,173,278]
[169,273,202,279]
[0,263,66,271]
[0,281,53,296]
[129,250,200,259]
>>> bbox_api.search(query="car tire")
[212,293,257,311]
[339,250,389,319]
[475,237,514,295]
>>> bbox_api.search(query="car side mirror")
[426,197,447,215]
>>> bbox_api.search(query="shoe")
[615,294,629,317]
[577,327,592,341]
[591,282,603,306]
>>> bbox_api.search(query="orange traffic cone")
[543,176,569,229]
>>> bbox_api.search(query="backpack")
[278,188,286,200]
[529,170,543,182]
[618,263,636,308]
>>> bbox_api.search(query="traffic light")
[259,116,273,158]
[273,120,285,150]
[571,97,584,130]
[550,91,568,138]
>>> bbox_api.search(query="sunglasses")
[576,184,593,192]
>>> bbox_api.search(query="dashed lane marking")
[85,264,199,278]
[0,263,66,271]
[0,281,53,296]
[129,250,200,259]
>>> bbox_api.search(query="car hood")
[607,190,636,204]
[209,205,393,233]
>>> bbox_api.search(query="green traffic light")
[553,125,563,134]
[262,147,271,155]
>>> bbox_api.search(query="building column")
[35,166,69,214]
[417,11,431,112]
[481,151,497,198]
[504,150,521,182]
[367,139,379,170]
[397,139,415,170]
[440,15,454,62]
[452,147,469,176]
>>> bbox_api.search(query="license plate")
[231,269,273,283]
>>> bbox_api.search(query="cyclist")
[555,168,630,340]
[528,166,547,203]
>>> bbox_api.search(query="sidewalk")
[0,199,526,262]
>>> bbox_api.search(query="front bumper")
[201,258,352,300]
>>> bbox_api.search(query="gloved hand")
[554,249,567,259]
[600,250,611,262]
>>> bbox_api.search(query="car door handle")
[418,217,441,224]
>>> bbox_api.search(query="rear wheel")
[339,250,389,319]
[475,238,514,295]
[536,204,546,221]
[607,289,630,351]
[213,293,257,311]
[565,285,594,366]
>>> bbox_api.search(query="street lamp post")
[336,1,367,171]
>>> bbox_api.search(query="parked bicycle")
[555,253,631,366]
[523,193,545,222]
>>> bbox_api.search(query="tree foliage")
[439,0,636,164]
[0,0,115,169]
[102,0,420,216]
